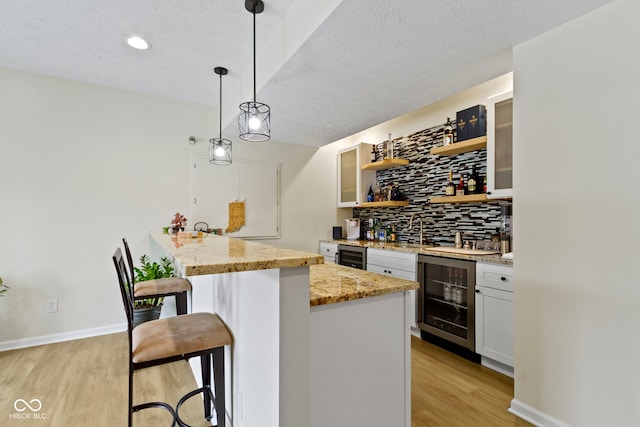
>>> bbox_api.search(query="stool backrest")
[112,247,135,333]
[122,237,136,285]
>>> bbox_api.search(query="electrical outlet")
[47,299,58,313]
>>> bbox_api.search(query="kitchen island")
[150,232,418,427]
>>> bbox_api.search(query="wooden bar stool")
[123,238,191,316]
[113,248,231,427]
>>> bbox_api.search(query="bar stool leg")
[200,354,212,420]
[213,347,225,427]
[176,291,188,315]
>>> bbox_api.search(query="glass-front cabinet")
[487,90,513,199]
[337,143,374,207]
[418,255,476,351]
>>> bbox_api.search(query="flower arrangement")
[171,212,187,233]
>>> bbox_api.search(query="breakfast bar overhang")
[150,232,418,427]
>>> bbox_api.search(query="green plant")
[0,277,8,297]
[132,255,175,309]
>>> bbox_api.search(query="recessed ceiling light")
[127,36,151,50]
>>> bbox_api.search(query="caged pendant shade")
[210,67,232,165]
[239,0,270,142]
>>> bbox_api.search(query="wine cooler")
[417,255,476,351]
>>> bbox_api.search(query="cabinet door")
[487,91,513,199]
[337,146,358,207]
[337,144,375,207]
[475,286,514,367]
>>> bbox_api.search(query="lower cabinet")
[367,248,418,328]
[319,241,338,264]
[475,262,514,376]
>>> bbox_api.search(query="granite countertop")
[327,239,513,265]
[151,232,324,276]
[309,262,418,307]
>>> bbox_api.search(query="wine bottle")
[456,174,466,196]
[370,145,377,162]
[367,183,374,202]
[445,169,455,196]
[468,165,478,194]
[444,117,453,145]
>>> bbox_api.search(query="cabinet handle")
[487,191,492,195]
[475,289,480,293]
[501,276,507,281]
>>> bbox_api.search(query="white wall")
[0,68,335,346]
[512,0,640,425]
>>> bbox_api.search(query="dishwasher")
[337,244,366,270]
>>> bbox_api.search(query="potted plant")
[171,212,187,233]
[0,277,9,297]
[132,255,175,326]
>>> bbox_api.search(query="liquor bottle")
[445,169,455,196]
[456,174,466,196]
[367,183,374,202]
[374,180,381,202]
[483,175,487,193]
[390,225,397,242]
[468,165,479,194]
[443,117,453,146]
[370,145,378,162]
[387,133,394,159]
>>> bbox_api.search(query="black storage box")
[456,104,486,142]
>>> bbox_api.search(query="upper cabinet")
[487,91,513,199]
[337,143,375,207]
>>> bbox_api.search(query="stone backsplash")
[353,124,510,246]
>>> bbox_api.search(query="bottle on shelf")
[456,174,466,196]
[367,183,374,202]
[387,133,394,159]
[468,165,479,194]
[374,180,381,202]
[483,175,487,193]
[443,117,454,146]
[390,225,397,242]
[445,169,455,196]
[370,145,378,163]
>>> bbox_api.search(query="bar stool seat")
[123,237,192,316]
[132,312,231,365]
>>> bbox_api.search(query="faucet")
[409,214,424,245]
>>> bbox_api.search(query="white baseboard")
[509,399,571,427]
[0,323,126,352]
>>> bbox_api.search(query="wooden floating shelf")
[356,201,410,208]
[430,136,487,156]
[430,194,488,204]
[362,158,409,171]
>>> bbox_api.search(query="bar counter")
[150,232,416,427]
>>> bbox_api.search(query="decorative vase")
[133,305,162,327]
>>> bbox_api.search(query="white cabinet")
[337,143,375,207]
[475,262,514,376]
[319,241,338,264]
[367,248,417,328]
[486,91,513,199]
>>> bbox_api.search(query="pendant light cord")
[219,73,223,140]
[252,7,256,103]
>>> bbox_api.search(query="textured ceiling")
[0,0,614,147]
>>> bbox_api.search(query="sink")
[424,247,500,256]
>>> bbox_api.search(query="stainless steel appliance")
[338,244,366,270]
[418,255,476,351]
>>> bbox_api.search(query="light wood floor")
[1,333,531,426]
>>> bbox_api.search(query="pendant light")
[210,67,232,165]
[239,0,270,142]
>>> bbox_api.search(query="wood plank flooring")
[1,332,531,426]
[411,335,531,426]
